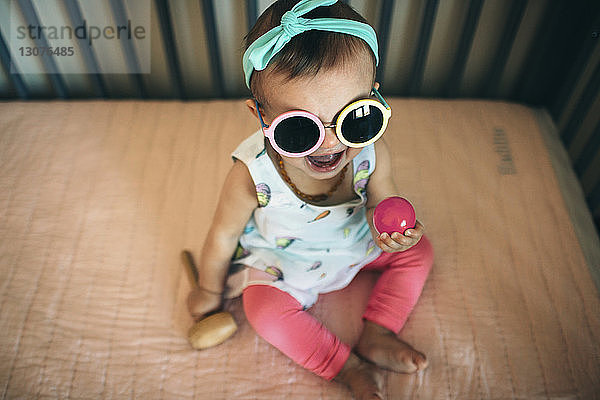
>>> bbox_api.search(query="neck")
[271,150,347,203]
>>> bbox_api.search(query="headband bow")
[242,0,379,88]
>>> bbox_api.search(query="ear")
[373,81,380,91]
[245,99,260,121]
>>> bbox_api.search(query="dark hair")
[245,0,377,107]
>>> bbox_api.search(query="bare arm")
[365,139,424,252]
[188,160,257,319]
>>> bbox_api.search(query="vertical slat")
[514,1,572,105]
[483,0,526,98]
[17,0,68,98]
[0,30,28,99]
[560,61,600,149]
[444,0,484,97]
[212,0,247,97]
[108,0,146,98]
[408,0,438,95]
[154,0,186,99]
[589,179,600,224]
[200,0,225,97]
[63,0,107,98]
[374,0,394,86]
[574,119,600,177]
[247,0,258,31]
[551,11,600,120]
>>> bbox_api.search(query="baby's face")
[260,61,375,181]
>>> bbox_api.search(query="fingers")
[376,220,424,253]
[404,220,425,240]
[187,293,206,321]
[187,289,221,321]
[376,232,411,252]
[375,234,398,253]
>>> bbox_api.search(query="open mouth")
[306,151,345,172]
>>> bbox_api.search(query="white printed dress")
[231,131,382,308]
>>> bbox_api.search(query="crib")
[1,1,599,399]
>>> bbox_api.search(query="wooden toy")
[182,250,238,350]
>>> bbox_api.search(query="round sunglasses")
[255,87,392,157]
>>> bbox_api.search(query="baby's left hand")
[375,220,425,253]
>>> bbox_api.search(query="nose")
[320,126,341,150]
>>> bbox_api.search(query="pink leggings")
[243,236,433,380]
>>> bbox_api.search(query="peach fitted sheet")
[1,99,599,399]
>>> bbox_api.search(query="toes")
[409,348,427,370]
[357,387,384,400]
[398,354,417,373]
[363,388,384,400]
[415,353,429,371]
[336,355,385,400]
[364,364,384,399]
[357,322,429,375]
[395,348,429,373]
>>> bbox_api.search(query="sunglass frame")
[256,87,391,158]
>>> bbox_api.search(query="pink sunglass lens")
[273,116,321,154]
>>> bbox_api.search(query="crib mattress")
[1,99,599,399]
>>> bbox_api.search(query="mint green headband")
[242,0,379,89]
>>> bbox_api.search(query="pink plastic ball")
[373,196,416,235]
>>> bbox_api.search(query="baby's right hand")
[187,287,222,321]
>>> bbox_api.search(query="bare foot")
[356,321,428,374]
[334,353,384,400]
